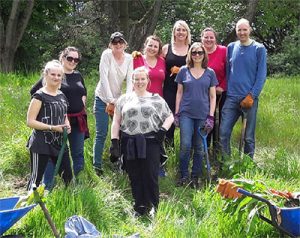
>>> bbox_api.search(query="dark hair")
[59,46,81,62]
[186,42,208,69]
[144,35,163,56]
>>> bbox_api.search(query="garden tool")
[32,185,60,238]
[198,128,211,182]
[49,127,68,192]
[213,94,223,161]
[239,110,248,157]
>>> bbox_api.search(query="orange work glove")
[240,94,254,109]
[269,189,293,199]
[132,51,142,59]
[216,179,242,199]
[105,103,115,116]
[170,66,180,76]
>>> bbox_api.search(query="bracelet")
[49,125,52,131]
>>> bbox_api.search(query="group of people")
[26,18,267,217]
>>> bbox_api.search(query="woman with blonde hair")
[162,20,191,147]
[27,60,72,190]
[110,66,173,216]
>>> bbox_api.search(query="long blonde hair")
[171,20,191,46]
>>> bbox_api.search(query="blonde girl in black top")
[27,60,72,191]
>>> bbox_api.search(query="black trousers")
[125,139,160,214]
[27,148,73,191]
[163,87,176,148]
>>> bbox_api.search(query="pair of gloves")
[216,179,242,199]
[174,113,214,134]
[110,127,167,162]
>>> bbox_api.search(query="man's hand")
[240,94,254,109]
[105,103,115,116]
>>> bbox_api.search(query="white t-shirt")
[95,49,133,104]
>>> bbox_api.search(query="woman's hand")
[51,124,70,133]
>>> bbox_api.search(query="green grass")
[0,73,299,237]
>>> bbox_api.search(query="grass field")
[0,73,299,237]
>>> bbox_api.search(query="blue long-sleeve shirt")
[226,40,267,98]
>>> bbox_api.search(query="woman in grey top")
[110,66,174,216]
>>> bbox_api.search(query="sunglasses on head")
[191,51,204,56]
[66,56,80,63]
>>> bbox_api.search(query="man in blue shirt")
[220,18,267,159]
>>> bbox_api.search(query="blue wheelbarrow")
[0,196,36,236]
[0,186,60,237]
[237,188,300,238]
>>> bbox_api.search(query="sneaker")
[176,177,190,187]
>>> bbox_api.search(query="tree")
[89,0,162,51]
[0,0,34,72]
[223,0,260,45]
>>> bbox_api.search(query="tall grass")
[0,73,299,237]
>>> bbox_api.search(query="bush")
[268,28,300,76]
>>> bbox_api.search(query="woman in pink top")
[201,27,227,160]
[133,35,166,97]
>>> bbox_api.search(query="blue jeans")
[68,126,85,175]
[43,146,72,190]
[93,97,109,169]
[219,96,258,158]
[179,115,204,178]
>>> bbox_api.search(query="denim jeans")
[179,115,204,178]
[68,126,85,175]
[93,97,109,169]
[219,96,258,158]
[43,146,72,190]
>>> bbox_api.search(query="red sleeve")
[133,55,145,69]
[216,46,227,91]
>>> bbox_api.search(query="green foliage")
[0,73,299,237]
[267,28,300,75]
[14,1,72,73]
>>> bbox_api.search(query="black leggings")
[125,140,160,214]
[27,149,72,191]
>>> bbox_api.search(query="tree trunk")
[127,0,162,51]
[119,0,129,36]
[223,0,259,46]
[0,0,34,73]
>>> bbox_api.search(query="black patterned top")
[27,89,68,156]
